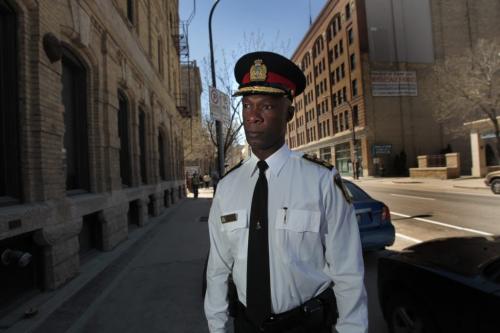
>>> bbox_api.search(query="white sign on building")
[371,71,418,97]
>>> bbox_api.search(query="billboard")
[371,71,418,96]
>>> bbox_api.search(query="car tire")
[491,179,500,195]
[385,291,438,333]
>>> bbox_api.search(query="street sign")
[209,86,230,122]
[372,144,392,155]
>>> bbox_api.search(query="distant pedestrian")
[203,174,211,188]
[211,171,219,194]
[191,172,200,199]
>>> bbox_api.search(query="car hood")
[401,236,500,277]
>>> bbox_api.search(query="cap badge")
[249,59,267,82]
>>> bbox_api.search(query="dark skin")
[242,94,294,160]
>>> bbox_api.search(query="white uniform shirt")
[204,144,368,333]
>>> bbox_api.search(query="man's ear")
[287,106,295,121]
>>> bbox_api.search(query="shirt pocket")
[220,209,248,259]
[275,209,322,262]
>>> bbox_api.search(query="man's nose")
[245,106,263,123]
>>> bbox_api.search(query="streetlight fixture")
[346,100,359,179]
[209,0,225,178]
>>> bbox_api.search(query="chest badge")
[221,213,238,224]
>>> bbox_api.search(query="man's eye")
[243,104,251,109]
[263,105,274,110]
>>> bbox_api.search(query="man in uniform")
[204,51,368,333]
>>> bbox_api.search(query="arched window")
[138,108,147,184]
[62,48,89,192]
[158,131,166,180]
[0,1,21,203]
[118,90,131,186]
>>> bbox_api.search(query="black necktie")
[246,160,272,327]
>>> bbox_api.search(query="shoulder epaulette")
[334,173,352,204]
[221,160,244,179]
[302,154,334,170]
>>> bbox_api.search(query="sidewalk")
[2,194,214,333]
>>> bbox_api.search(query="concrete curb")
[1,199,188,333]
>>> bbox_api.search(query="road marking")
[396,233,422,243]
[391,211,493,236]
[390,193,435,201]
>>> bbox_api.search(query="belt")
[237,288,337,332]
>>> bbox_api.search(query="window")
[327,119,331,135]
[341,63,345,78]
[127,0,134,24]
[334,44,339,58]
[333,115,339,133]
[333,94,338,107]
[157,38,163,77]
[158,132,166,180]
[350,53,356,71]
[62,49,89,192]
[0,1,21,203]
[337,90,342,104]
[348,28,354,45]
[343,86,347,101]
[352,79,358,96]
[345,3,352,20]
[345,111,350,130]
[330,72,336,85]
[339,112,344,131]
[118,91,131,186]
[139,108,147,184]
[353,105,359,126]
[328,50,333,63]
[339,39,344,54]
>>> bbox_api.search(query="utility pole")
[209,0,224,178]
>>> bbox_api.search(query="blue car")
[342,180,395,251]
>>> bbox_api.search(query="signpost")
[209,86,230,123]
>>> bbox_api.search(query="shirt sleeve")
[204,193,234,333]
[323,169,368,333]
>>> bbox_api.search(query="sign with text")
[372,144,392,155]
[371,71,418,97]
[209,86,230,122]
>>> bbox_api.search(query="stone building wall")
[0,0,186,301]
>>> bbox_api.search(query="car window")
[343,181,371,201]
[483,257,500,284]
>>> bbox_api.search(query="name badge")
[221,213,238,224]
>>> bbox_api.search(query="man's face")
[242,94,291,160]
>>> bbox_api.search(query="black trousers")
[234,311,332,333]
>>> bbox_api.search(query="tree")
[431,39,500,162]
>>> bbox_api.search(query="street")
[5,181,499,333]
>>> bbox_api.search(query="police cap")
[233,51,306,100]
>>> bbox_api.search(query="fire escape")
[173,18,192,118]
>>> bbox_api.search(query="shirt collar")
[249,144,291,178]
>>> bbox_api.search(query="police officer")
[204,51,368,333]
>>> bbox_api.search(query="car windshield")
[483,257,500,284]
[343,181,371,201]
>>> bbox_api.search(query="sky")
[179,0,328,90]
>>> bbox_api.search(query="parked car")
[378,236,500,333]
[342,180,395,251]
[484,170,500,194]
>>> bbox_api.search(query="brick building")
[0,0,186,311]
[286,0,500,177]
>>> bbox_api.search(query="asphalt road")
[356,181,500,250]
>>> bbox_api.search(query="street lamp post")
[347,100,359,179]
[209,0,225,178]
